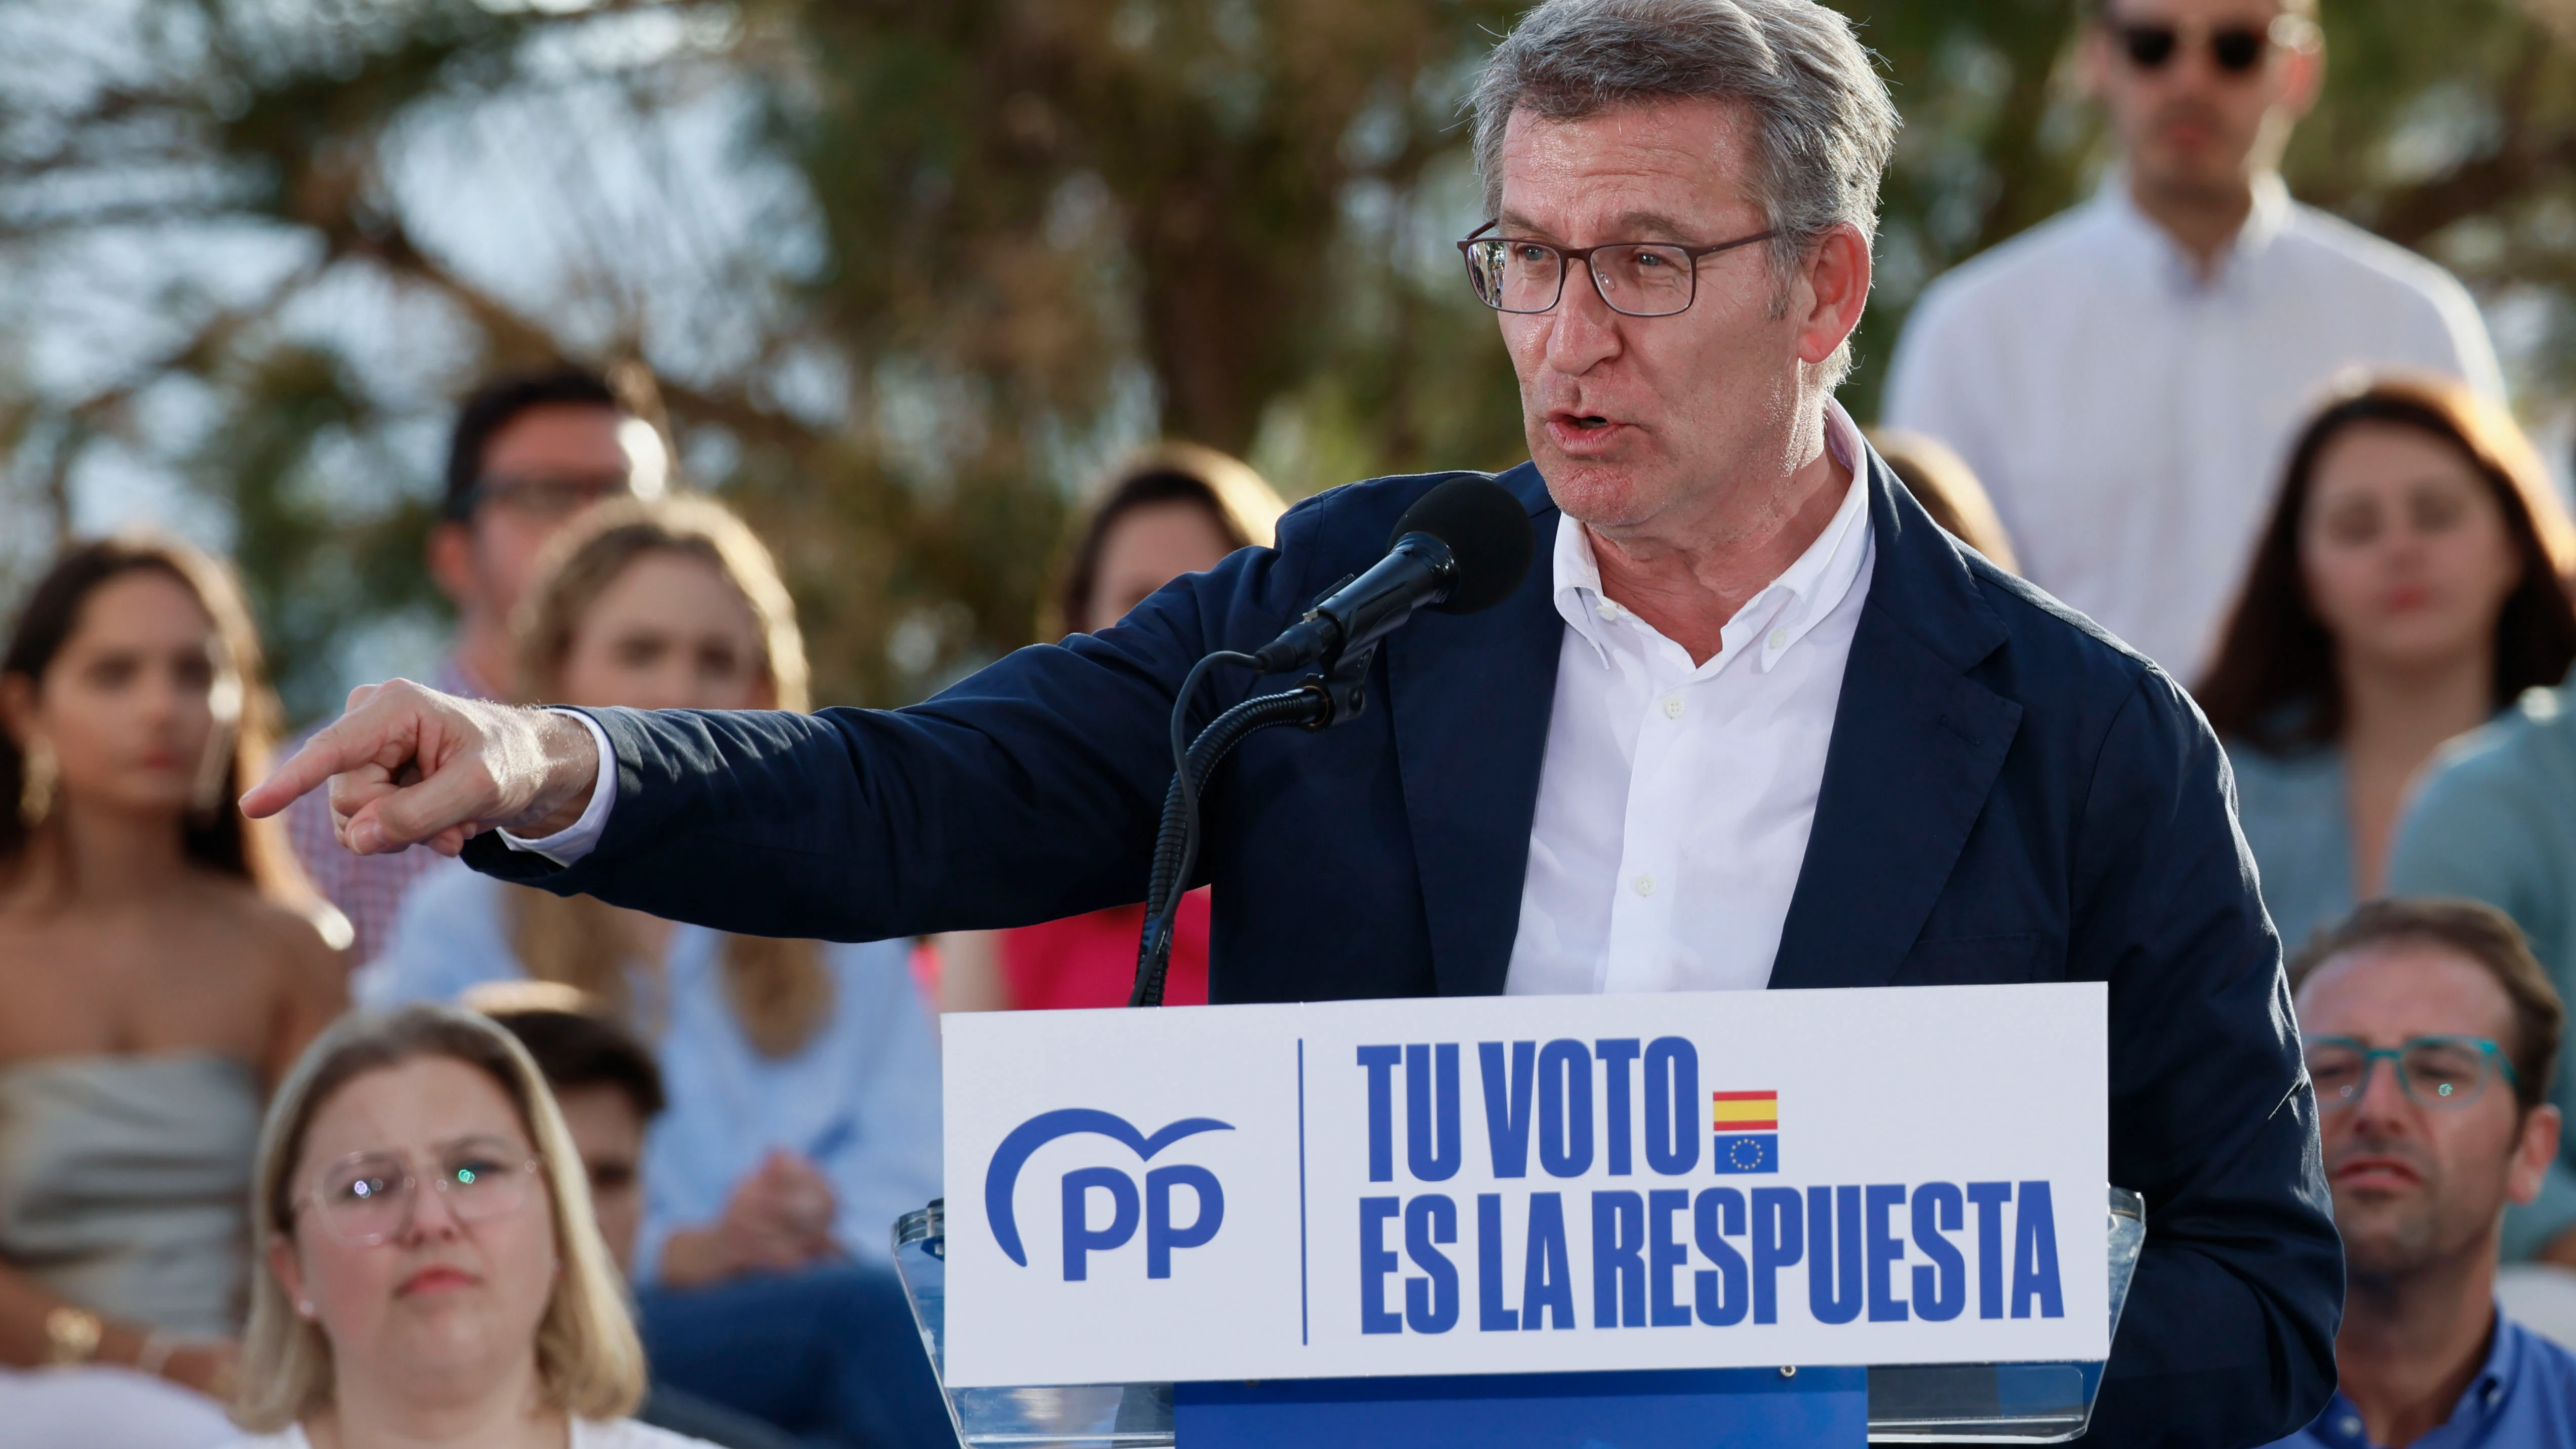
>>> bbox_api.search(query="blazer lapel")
[1387,462,1565,998]
[1769,454,2023,990]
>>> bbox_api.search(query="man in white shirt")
[1883,0,2503,681]
[247,1,2340,1440]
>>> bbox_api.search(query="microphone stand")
[1126,642,1378,1008]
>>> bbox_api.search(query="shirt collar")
[2096,169,2293,294]
[1553,399,1873,674]
[2306,1307,2523,1448]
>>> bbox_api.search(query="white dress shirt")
[1506,404,1873,995]
[1885,175,2502,681]
[512,406,1877,1001]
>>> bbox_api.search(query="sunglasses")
[2116,22,2272,75]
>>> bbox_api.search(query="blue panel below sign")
[1174,1365,1866,1448]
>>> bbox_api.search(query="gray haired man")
[251,5,2340,1443]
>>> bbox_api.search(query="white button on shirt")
[1504,402,1876,996]
[1885,175,2502,680]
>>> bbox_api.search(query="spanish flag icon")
[1712,1090,1779,1174]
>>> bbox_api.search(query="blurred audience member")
[1864,427,2020,573]
[478,986,797,1449]
[0,537,346,1434]
[1885,0,2503,680]
[2198,377,2576,952]
[367,497,948,1449]
[226,1003,710,1448]
[2389,483,2576,1264]
[287,365,666,963]
[940,442,1286,1012]
[2267,901,2576,1448]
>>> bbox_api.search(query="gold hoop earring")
[17,736,56,830]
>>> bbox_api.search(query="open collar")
[2095,169,2295,296]
[1552,400,1874,676]
[1387,437,2023,997]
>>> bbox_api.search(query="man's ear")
[2273,18,2325,124]
[2079,21,2118,102]
[2508,1102,2562,1206]
[1794,223,1872,369]
[427,519,480,612]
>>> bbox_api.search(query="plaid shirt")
[284,657,489,966]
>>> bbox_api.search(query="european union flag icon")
[1713,1133,1779,1174]
[1712,1091,1780,1174]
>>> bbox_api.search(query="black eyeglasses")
[1456,220,1778,318]
[2115,21,2273,75]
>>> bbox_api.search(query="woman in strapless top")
[0,537,346,1414]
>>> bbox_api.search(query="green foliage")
[3,0,2569,721]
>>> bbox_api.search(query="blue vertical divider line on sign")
[1296,1037,1309,1347]
[1174,1365,1868,1448]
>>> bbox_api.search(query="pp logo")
[984,1108,1233,1281]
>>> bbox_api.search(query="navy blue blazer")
[472,452,2338,1446]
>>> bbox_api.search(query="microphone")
[1249,473,1534,674]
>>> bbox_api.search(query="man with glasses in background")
[286,365,665,962]
[1884,0,2502,682]
[2273,900,2576,1448]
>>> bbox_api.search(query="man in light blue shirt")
[2271,901,2576,1448]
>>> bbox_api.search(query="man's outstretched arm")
[246,514,1324,943]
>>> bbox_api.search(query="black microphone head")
[1392,473,1534,616]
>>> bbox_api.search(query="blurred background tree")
[2,0,2570,722]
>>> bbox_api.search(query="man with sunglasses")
[1885,0,2503,682]
[2272,899,2576,1448]
[283,365,666,963]
[250,3,2342,1439]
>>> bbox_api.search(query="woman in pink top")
[939,444,1284,1012]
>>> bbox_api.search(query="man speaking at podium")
[249,0,2337,1440]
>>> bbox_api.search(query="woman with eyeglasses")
[2198,375,2576,952]
[225,1002,711,1448]
[0,537,347,1444]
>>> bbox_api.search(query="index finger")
[240,726,364,820]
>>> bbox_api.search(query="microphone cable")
[1130,651,1330,1008]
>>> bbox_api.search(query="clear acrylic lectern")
[893,1186,2144,1446]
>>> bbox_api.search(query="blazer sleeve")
[2075,672,2341,1448]
[461,509,1321,942]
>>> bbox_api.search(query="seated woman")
[2198,375,2576,949]
[368,497,948,1448]
[0,537,345,1439]
[224,1001,710,1447]
[940,442,1286,1011]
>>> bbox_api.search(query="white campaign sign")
[941,983,2108,1388]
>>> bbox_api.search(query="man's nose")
[2349,1055,2418,1128]
[1544,266,1626,373]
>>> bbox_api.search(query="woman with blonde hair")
[367,496,948,1449]
[0,536,345,1445]
[941,441,1286,1011]
[224,1002,706,1447]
